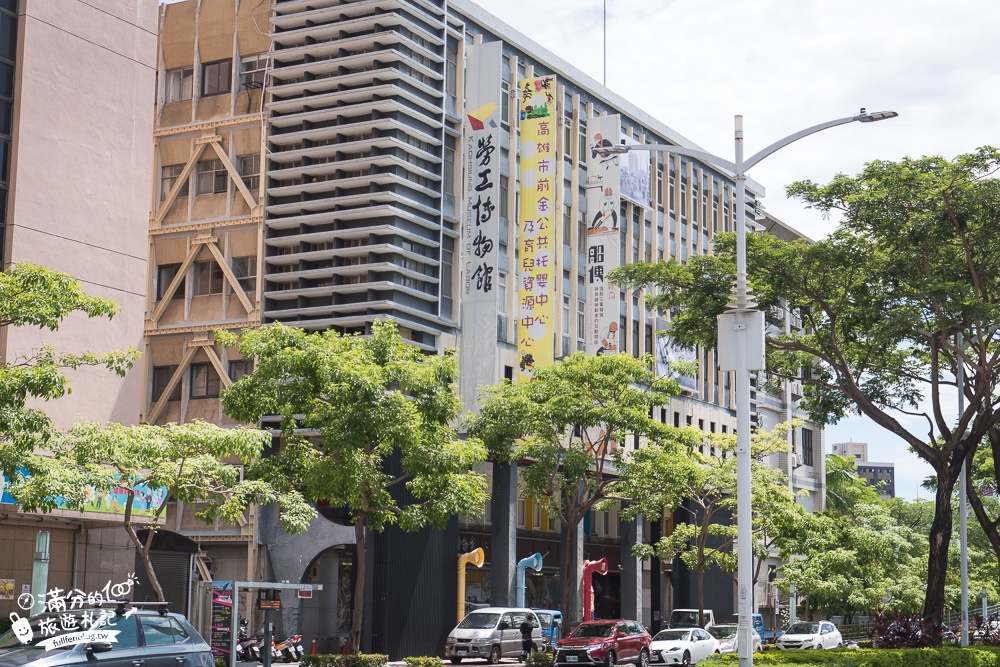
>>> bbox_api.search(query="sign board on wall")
[585,114,622,356]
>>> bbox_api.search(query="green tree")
[777,502,926,621]
[467,352,685,623]
[612,148,1000,622]
[218,320,488,652]
[0,263,137,477]
[617,422,808,622]
[825,453,883,513]
[11,420,313,602]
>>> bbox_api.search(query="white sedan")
[776,621,843,650]
[707,625,761,654]
[649,628,720,665]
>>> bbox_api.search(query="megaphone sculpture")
[582,558,608,621]
[457,548,485,623]
[516,552,543,608]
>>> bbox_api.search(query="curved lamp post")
[611,108,898,667]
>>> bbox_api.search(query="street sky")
[471,0,1000,499]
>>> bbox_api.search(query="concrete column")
[490,461,518,607]
[649,513,662,632]
[620,511,643,623]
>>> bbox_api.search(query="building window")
[197,159,228,195]
[193,261,224,295]
[498,272,507,315]
[231,256,257,292]
[445,48,457,96]
[165,67,193,102]
[229,359,252,382]
[202,59,232,96]
[160,164,189,201]
[443,145,455,196]
[240,54,267,89]
[151,365,180,402]
[239,154,260,191]
[190,363,221,398]
[156,263,185,301]
[802,428,814,466]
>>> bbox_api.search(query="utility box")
[717,310,766,371]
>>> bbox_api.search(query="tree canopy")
[219,320,488,651]
[612,147,1000,622]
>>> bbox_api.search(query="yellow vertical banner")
[516,75,557,379]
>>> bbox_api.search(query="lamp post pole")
[612,109,897,667]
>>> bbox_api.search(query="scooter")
[235,619,260,663]
[273,634,303,663]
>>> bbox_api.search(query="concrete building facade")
[0,0,157,621]
[832,442,895,499]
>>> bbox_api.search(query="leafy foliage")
[612,147,1000,622]
[299,654,388,667]
[0,263,138,478]
[219,320,488,651]
[825,454,884,513]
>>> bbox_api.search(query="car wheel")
[604,649,617,667]
[681,651,690,667]
[837,642,843,649]
[450,659,463,665]
[488,645,502,664]
[639,649,650,667]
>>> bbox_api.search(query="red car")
[555,620,651,667]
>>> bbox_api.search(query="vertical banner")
[585,114,622,355]
[459,41,503,412]
[210,581,233,658]
[516,75,557,378]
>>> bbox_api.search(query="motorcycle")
[273,634,304,663]
[235,618,262,663]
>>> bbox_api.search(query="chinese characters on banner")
[459,41,503,412]
[516,75,556,378]
[585,114,622,356]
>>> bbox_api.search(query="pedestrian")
[519,616,535,662]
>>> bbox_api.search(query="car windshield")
[787,622,819,635]
[708,626,737,640]
[572,623,616,638]
[653,630,690,642]
[458,613,500,630]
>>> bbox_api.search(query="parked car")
[532,610,563,652]
[775,621,843,650]
[666,610,715,630]
[648,628,719,665]
[707,624,761,654]
[445,607,543,664]
[554,620,651,667]
[0,604,213,667]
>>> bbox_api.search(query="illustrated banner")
[655,335,699,393]
[459,41,503,412]
[585,114,622,355]
[516,75,557,378]
[620,133,651,207]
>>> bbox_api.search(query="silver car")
[707,625,761,654]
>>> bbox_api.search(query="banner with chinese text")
[516,75,557,378]
[585,114,622,355]
[459,41,503,412]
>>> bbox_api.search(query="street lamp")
[614,108,897,667]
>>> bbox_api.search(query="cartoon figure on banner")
[589,187,619,234]
[519,352,535,375]
[596,322,618,355]
[591,133,620,170]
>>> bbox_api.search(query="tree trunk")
[923,470,956,624]
[348,520,365,654]
[123,491,166,602]
[561,517,581,625]
[696,561,705,626]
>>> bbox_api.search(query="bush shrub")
[525,652,554,667]
[300,654,388,667]
[215,658,228,667]
[403,658,443,667]
[702,646,1000,667]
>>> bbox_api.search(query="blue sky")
[470,0,996,499]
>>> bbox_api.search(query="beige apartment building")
[0,0,157,619]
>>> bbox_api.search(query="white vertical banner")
[459,41,503,413]
[585,114,622,355]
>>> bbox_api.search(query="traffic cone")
[310,638,317,655]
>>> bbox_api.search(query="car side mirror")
[87,642,114,654]
[616,630,626,638]
[499,622,509,630]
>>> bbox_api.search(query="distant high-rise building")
[831,441,895,499]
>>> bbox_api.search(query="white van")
[445,607,543,664]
